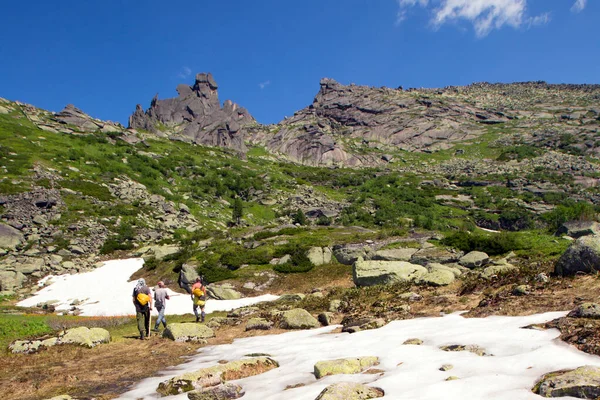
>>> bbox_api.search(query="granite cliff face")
[129,73,254,153]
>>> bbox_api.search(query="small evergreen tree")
[293,208,307,225]
[232,198,243,225]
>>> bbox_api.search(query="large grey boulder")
[207,284,242,300]
[458,251,489,269]
[163,323,215,342]
[187,383,244,400]
[135,244,180,261]
[333,244,374,265]
[279,308,320,329]
[372,248,418,262]
[558,221,600,238]
[534,366,600,398]
[157,357,278,396]
[0,223,24,250]
[179,263,200,294]
[555,235,600,276]
[353,260,426,287]
[58,327,110,348]
[568,303,600,319]
[314,356,379,379]
[481,263,518,279]
[418,268,455,286]
[306,247,332,266]
[315,382,384,400]
[0,270,27,291]
[411,247,462,266]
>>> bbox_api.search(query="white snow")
[120,311,598,400]
[17,258,278,316]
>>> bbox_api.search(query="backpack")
[192,286,207,301]
[137,292,151,306]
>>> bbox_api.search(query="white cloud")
[396,0,551,37]
[259,80,271,90]
[178,66,192,79]
[571,0,587,13]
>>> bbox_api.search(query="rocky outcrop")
[558,221,600,238]
[207,284,243,300]
[333,244,374,265]
[157,357,279,396]
[163,323,215,342]
[555,235,600,276]
[315,382,384,400]
[568,303,600,319]
[314,356,379,379]
[534,366,600,398]
[458,251,489,269]
[306,246,332,266]
[129,73,254,153]
[9,326,110,353]
[0,223,24,250]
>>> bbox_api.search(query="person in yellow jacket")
[191,277,207,322]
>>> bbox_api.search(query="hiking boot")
[195,316,200,323]
[152,327,160,332]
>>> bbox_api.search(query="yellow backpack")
[192,287,206,300]
[137,292,150,306]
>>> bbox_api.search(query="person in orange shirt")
[191,277,207,322]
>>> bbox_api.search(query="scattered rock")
[439,344,488,356]
[440,364,454,371]
[534,366,600,398]
[314,382,384,400]
[342,318,386,334]
[558,221,600,238]
[306,247,332,266]
[403,338,423,345]
[568,303,600,319]
[418,268,455,286]
[279,309,320,330]
[333,244,374,265]
[353,260,426,287]
[512,285,531,296]
[314,356,380,379]
[163,323,215,342]
[245,318,273,331]
[458,251,489,269]
[445,376,460,381]
[329,299,343,312]
[555,235,600,276]
[481,263,518,279]
[318,312,335,326]
[187,383,244,400]
[278,293,305,302]
[0,223,24,250]
[58,327,110,348]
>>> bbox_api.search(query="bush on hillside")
[441,231,520,256]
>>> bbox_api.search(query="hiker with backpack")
[191,277,207,322]
[132,278,153,340]
[153,281,170,332]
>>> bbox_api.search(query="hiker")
[132,278,152,340]
[191,277,207,322]
[153,281,170,331]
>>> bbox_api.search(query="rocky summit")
[129,72,254,153]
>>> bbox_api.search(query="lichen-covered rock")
[568,303,600,319]
[513,285,531,296]
[9,340,43,354]
[534,366,600,398]
[481,263,518,279]
[307,247,332,266]
[187,383,244,400]
[157,357,279,396]
[555,235,600,276]
[135,244,181,261]
[372,248,418,262]
[558,221,600,238]
[440,364,454,371]
[245,318,273,331]
[314,356,379,379]
[315,382,384,400]
[207,284,243,300]
[458,251,489,269]
[411,247,462,266]
[418,268,455,286]
[0,223,24,250]
[353,260,427,287]
[59,327,110,348]
[333,244,374,265]
[403,338,423,345]
[163,323,215,342]
[342,318,386,334]
[277,293,305,302]
[329,299,343,312]
[279,309,320,330]
[440,344,488,356]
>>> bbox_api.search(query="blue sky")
[0,0,597,125]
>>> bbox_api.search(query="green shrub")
[196,265,235,283]
[441,231,521,255]
[497,145,540,161]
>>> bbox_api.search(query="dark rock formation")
[129,73,254,153]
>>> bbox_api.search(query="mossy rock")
[439,344,488,356]
[418,269,455,286]
[314,356,380,379]
[187,383,244,400]
[403,338,423,345]
[353,260,426,287]
[245,318,273,331]
[163,323,215,342]
[534,365,600,398]
[481,263,517,279]
[59,327,110,348]
[315,382,384,400]
[568,303,600,319]
[555,235,600,276]
[157,357,279,396]
[279,308,320,330]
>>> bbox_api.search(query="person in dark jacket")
[132,278,152,339]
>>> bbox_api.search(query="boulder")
[277,293,305,302]
[187,383,244,400]
[329,299,343,312]
[353,260,426,287]
[558,221,600,238]
[314,356,379,379]
[157,357,278,396]
[568,303,600,319]
[534,366,600,398]
[279,308,320,329]
[481,263,518,279]
[418,268,455,286]
[318,312,335,326]
[0,223,24,250]
[440,364,454,371]
[163,323,215,342]
[306,247,332,266]
[512,285,531,296]
[315,382,384,400]
[19,258,45,274]
[342,318,386,334]
[179,263,200,294]
[458,251,489,269]
[333,244,374,265]
[0,270,27,291]
[427,263,463,278]
[372,248,418,262]
[245,318,273,331]
[411,247,462,266]
[9,340,43,354]
[58,327,110,348]
[135,244,180,260]
[207,284,243,300]
[555,236,600,276]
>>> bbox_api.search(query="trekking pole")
[147,308,152,338]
